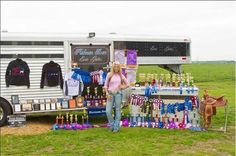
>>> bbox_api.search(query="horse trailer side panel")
[0,45,65,104]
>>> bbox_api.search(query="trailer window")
[114,41,190,57]
[0,54,64,58]
[0,41,63,46]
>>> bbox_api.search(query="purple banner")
[127,50,137,65]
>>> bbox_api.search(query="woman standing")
[104,62,129,132]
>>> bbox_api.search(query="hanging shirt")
[90,70,105,85]
[40,61,63,89]
[5,58,30,88]
[63,71,84,96]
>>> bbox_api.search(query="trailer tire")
[0,98,12,126]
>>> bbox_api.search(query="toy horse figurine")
[200,90,228,130]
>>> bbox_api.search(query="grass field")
[1,63,235,156]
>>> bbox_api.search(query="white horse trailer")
[0,32,191,126]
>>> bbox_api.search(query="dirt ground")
[0,116,54,136]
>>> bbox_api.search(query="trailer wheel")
[0,98,12,126]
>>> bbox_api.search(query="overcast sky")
[1,1,236,61]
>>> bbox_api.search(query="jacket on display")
[40,61,63,89]
[63,71,84,96]
[5,58,30,88]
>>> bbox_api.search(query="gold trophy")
[190,76,194,87]
[166,73,171,87]
[66,113,69,124]
[160,74,164,86]
[139,73,146,86]
[75,114,78,124]
[82,109,88,125]
[172,73,176,87]
[70,114,73,124]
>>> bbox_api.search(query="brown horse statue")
[200,90,228,130]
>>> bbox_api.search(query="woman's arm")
[104,73,112,99]
[120,75,129,90]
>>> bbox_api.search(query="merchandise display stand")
[13,107,87,114]
[131,87,199,96]
[127,84,201,130]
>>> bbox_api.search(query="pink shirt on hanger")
[104,73,129,92]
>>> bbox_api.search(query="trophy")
[56,114,64,129]
[139,73,146,86]
[190,76,194,87]
[87,86,90,95]
[70,114,73,124]
[162,114,170,129]
[177,74,181,87]
[165,74,171,87]
[86,87,91,107]
[98,96,102,107]
[102,87,106,97]
[94,87,98,96]
[82,109,88,125]
[172,73,176,87]
[56,115,59,125]
[180,74,184,86]
[66,113,69,124]
[160,74,164,86]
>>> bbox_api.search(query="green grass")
[1,63,235,156]
[137,63,235,82]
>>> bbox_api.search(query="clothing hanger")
[16,54,22,61]
[71,62,80,71]
[49,55,54,63]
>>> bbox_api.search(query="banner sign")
[71,45,110,65]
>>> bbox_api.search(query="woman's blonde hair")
[108,61,123,84]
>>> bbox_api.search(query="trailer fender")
[0,97,13,126]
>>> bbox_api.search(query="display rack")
[131,87,199,96]
[13,107,87,114]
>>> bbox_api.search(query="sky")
[1,1,236,61]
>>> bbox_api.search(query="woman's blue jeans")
[106,91,122,131]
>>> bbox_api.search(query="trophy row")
[83,86,107,108]
[53,111,89,130]
[139,73,194,87]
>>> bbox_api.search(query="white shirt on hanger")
[63,71,84,96]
